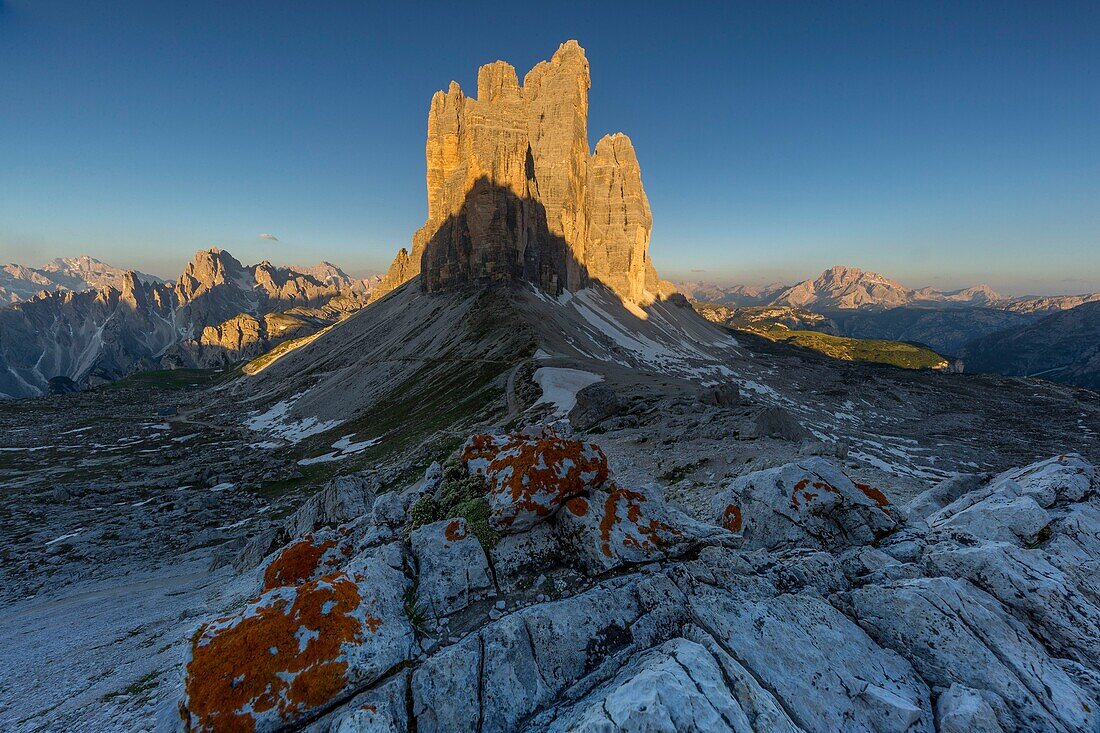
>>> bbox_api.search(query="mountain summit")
[373,40,661,305]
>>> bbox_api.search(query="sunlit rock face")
[373,40,659,305]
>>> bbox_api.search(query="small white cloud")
[259,233,279,242]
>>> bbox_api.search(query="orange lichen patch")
[462,433,499,464]
[444,519,468,542]
[855,482,891,508]
[185,573,375,732]
[599,487,682,558]
[361,704,378,713]
[565,496,590,517]
[722,504,743,533]
[463,433,609,528]
[262,534,345,592]
[790,477,840,510]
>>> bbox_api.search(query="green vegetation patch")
[110,368,226,390]
[747,325,948,370]
[243,324,335,375]
[410,458,500,550]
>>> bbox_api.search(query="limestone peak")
[373,41,657,305]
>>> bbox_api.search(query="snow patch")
[297,433,382,466]
[245,392,342,444]
[44,529,84,547]
[532,367,603,416]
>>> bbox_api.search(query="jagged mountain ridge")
[0,255,163,303]
[680,266,1100,378]
[679,264,1100,314]
[0,248,376,398]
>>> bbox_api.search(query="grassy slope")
[252,287,537,494]
[743,324,949,370]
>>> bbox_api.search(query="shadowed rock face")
[374,40,659,304]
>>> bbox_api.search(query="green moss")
[410,458,500,549]
[452,496,500,550]
[410,495,442,527]
[658,457,708,483]
[403,582,429,637]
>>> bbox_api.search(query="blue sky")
[1,1,1098,295]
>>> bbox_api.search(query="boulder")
[285,474,377,538]
[924,542,1100,666]
[697,382,740,408]
[688,583,933,732]
[411,573,686,733]
[568,382,623,430]
[554,486,732,574]
[462,432,609,532]
[541,634,801,732]
[851,577,1095,732]
[182,556,414,732]
[259,527,355,592]
[710,458,897,552]
[739,405,807,441]
[925,454,1097,543]
[936,684,1006,733]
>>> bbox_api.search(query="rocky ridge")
[770,266,1004,310]
[0,249,375,398]
[0,255,163,303]
[372,41,665,305]
[958,300,1100,389]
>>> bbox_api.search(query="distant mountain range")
[678,265,1100,314]
[0,249,378,398]
[0,255,163,303]
[958,301,1100,390]
[680,265,1100,389]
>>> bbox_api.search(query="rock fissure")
[686,601,816,733]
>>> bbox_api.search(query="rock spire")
[373,40,659,304]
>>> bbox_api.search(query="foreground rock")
[462,432,609,532]
[176,436,1100,732]
[182,557,412,732]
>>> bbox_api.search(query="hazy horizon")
[2,1,1098,296]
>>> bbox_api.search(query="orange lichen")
[444,519,468,542]
[262,535,343,592]
[722,504,743,533]
[185,573,376,732]
[364,614,384,633]
[565,497,589,517]
[464,433,608,526]
[599,487,681,558]
[855,482,891,507]
[790,477,839,509]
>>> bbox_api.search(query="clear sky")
[2,1,1098,296]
